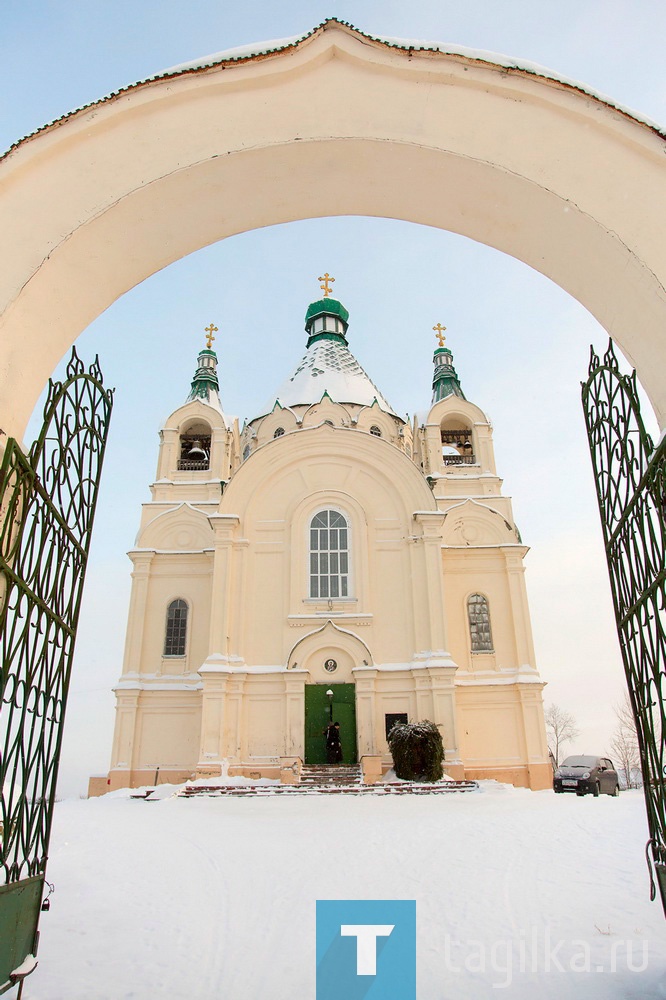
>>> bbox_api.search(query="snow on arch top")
[3,16,666,161]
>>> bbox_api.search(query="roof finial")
[433,323,447,348]
[318,273,335,298]
[204,323,218,349]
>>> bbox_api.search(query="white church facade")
[103,282,551,791]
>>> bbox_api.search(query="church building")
[105,278,551,791]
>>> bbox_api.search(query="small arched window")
[370,425,382,437]
[309,510,349,599]
[243,444,251,461]
[467,594,493,652]
[274,427,285,438]
[164,599,188,656]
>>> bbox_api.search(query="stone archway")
[2,18,666,443]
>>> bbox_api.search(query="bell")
[41,897,50,912]
[187,440,206,460]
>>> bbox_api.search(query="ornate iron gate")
[582,340,666,914]
[0,350,113,993]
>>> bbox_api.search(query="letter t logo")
[316,901,416,999]
[340,924,394,975]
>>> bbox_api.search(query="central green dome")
[304,297,350,329]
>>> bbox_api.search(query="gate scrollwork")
[582,340,666,914]
[0,349,113,991]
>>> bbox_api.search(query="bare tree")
[608,696,642,789]
[545,704,580,767]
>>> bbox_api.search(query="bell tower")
[153,326,240,500]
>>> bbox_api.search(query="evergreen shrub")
[387,720,444,782]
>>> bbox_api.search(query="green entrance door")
[304,684,357,765]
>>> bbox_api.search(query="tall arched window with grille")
[309,510,349,599]
[467,593,493,652]
[164,599,188,656]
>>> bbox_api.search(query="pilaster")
[121,551,155,674]
[354,667,378,755]
[208,514,240,654]
[503,548,537,667]
[224,672,247,759]
[428,665,461,765]
[284,672,306,756]
[110,688,140,771]
[413,511,448,654]
[197,669,229,765]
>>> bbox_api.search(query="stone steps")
[299,764,362,786]
[178,779,479,798]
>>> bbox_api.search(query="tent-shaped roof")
[271,337,397,414]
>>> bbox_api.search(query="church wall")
[455,684,551,789]
[441,548,527,673]
[242,676,287,761]
[108,690,202,789]
[371,671,417,755]
[125,553,213,676]
[134,692,201,770]
[219,427,437,669]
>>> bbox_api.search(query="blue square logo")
[316,900,416,1000]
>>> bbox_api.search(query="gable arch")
[136,502,214,550]
[441,499,518,546]
[286,619,374,677]
[3,20,666,441]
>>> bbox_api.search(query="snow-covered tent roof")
[271,337,397,415]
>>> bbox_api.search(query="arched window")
[164,599,188,656]
[273,427,285,438]
[369,425,382,437]
[309,510,349,599]
[467,594,493,652]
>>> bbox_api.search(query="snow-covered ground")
[11,784,666,999]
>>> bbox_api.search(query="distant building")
[104,284,551,790]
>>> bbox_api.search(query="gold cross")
[318,273,335,298]
[433,323,447,348]
[204,323,218,349]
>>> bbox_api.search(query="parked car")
[553,755,620,796]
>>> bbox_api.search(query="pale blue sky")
[3,1,664,794]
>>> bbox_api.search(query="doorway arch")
[2,18,666,442]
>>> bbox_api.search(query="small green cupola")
[186,323,222,408]
[431,324,466,403]
[304,272,350,348]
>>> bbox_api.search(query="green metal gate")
[0,350,113,993]
[582,341,666,915]
[304,684,357,765]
